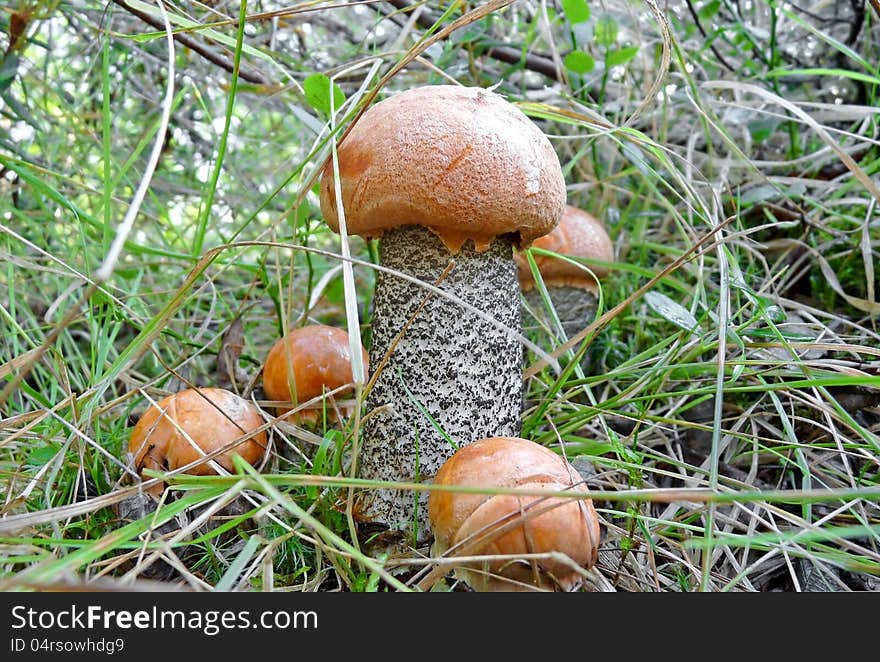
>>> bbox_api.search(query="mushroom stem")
[358,225,523,543]
[522,285,598,344]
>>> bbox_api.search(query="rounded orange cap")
[262,324,367,422]
[428,436,601,591]
[320,85,566,253]
[128,387,268,495]
[516,204,614,293]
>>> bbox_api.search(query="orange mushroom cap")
[262,324,368,423]
[516,204,614,294]
[128,387,268,496]
[319,85,566,253]
[428,436,601,591]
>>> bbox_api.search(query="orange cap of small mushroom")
[515,204,614,294]
[262,324,368,423]
[319,85,566,253]
[428,436,600,591]
[128,387,268,496]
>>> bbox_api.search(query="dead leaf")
[216,316,248,390]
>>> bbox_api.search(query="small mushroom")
[516,204,613,343]
[428,436,601,592]
[262,324,368,426]
[320,85,566,542]
[128,387,269,496]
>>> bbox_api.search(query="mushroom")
[128,387,269,496]
[319,85,566,542]
[428,436,600,592]
[516,204,613,345]
[262,324,368,426]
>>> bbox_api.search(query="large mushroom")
[516,204,614,344]
[319,85,566,543]
[428,436,600,591]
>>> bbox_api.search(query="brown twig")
[109,0,268,85]
[383,0,563,81]
[682,0,736,73]
[484,44,562,80]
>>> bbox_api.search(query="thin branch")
[683,0,736,73]
[110,0,268,85]
[383,0,563,81]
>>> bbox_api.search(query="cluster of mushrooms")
[126,85,614,592]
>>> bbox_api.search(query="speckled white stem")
[522,286,598,372]
[357,225,523,544]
